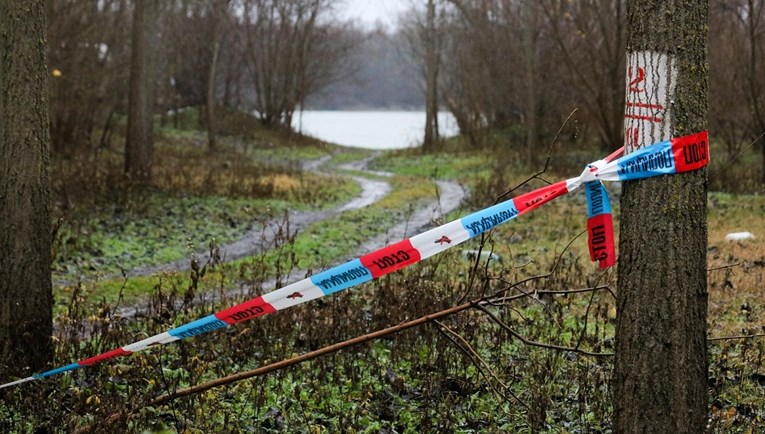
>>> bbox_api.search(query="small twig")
[155,347,181,433]
[574,268,612,352]
[460,110,579,304]
[708,333,765,342]
[484,230,589,321]
[431,168,445,222]
[574,289,599,352]
[707,263,741,272]
[474,304,613,357]
[710,130,765,181]
[486,229,587,296]
[485,286,612,306]
[434,319,529,409]
[493,109,578,204]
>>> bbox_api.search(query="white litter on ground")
[724,232,756,241]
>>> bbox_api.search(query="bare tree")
[441,0,524,142]
[423,0,440,150]
[439,0,571,153]
[163,0,217,128]
[614,0,709,431]
[47,0,132,154]
[710,0,765,183]
[710,1,755,164]
[0,0,54,377]
[401,0,444,150]
[521,1,539,164]
[205,0,233,150]
[438,4,487,142]
[241,0,354,129]
[542,0,626,152]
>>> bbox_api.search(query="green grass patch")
[372,149,491,182]
[53,194,292,282]
[13,123,765,433]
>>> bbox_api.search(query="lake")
[293,110,459,150]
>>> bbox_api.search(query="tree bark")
[207,36,221,150]
[522,1,538,166]
[614,1,709,432]
[125,0,152,185]
[423,0,439,151]
[207,0,229,151]
[0,0,54,377]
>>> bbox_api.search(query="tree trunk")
[743,0,765,185]
[614,1,709,432]
[423,0,439,151]
[522,1,538,166]
[207,37,221,150]
[207,1,228,151]
[0,0,54,377]
[125,0,152,185]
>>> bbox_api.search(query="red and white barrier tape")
[0,131,709,389]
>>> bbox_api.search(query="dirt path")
[124,154,463,279]
[95,153,466,322]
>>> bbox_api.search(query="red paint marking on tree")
[628,66,646,92]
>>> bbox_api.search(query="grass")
[2,121,765,433]
[51,117,364,308]
[53,194,292,280]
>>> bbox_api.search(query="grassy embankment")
[2,117,764,433]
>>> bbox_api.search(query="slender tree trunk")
[614,1,709,432]
[423,0,439,151]
[207,1,229,151]
[747,0,765,185]
[125,0,152,185]
[0,0,54,377]
[523,1,538,166]
[207,37,221,150]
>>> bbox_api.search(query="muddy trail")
[123,155,394,279]
[104,153,466,319]
[124,155,465,279]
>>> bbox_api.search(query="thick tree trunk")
[125,0,152,185]
[0,0,54,377]
[614,1,709,432]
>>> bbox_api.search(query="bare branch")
[474,304,614,357]
[708,333,765,342]
[433,319,529,409]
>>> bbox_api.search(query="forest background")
[1,0,764,433]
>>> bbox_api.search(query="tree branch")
[433,319,528,409]
[473,304,614,357]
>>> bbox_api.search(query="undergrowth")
[1,122,764,433]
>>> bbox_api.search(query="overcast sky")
[338,0,412,29]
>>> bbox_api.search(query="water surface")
[294,110,458,149]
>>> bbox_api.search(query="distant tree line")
[399,0,764,179]
[47,0,356,183]
[43,0,765,179]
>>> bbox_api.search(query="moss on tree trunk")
[614,1,709,432]
[0,0,54,377]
